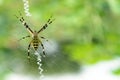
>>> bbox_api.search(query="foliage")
[113,68,120,75]
[0,0,120,77]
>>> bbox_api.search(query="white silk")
[23,0,32,16]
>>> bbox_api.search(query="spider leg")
[19,35,30,41]
[41,36,48,41]
[28,42,32,62]
[15,12,33,34]
[41,43,46,57]
[37,16,55,33]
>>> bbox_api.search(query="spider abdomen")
[32,37,40,50]
[33,43,39,50]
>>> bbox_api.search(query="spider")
[15,12,54,61]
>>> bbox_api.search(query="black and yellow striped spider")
[15,12,54,61]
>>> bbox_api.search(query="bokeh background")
[0,0,120,80]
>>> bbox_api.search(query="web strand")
[23,0,32,16]
[35,52,44,80]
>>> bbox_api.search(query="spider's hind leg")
[27,42,32,62]
[41,43,46,57]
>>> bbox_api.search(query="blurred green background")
[0,0,120,79]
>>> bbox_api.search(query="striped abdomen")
[32,37,40,50]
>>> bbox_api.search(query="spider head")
[32,30,38,37]
[34,30,37,33]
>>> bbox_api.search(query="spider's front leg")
[41,36,48,41]
[15,12,33,34]
[19,35,30,41]
[37,16,55,33]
